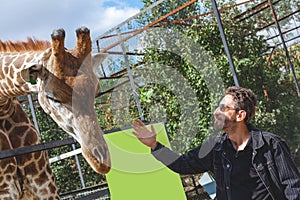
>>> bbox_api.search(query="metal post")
[211,0,240,87]
[116,27,145,121]
[268,0,300,97]
[95,40,107,78]
[96,40,100,52]
[72,144,86,188]
[27,95,41,137]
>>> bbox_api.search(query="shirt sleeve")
[151,141,214,175]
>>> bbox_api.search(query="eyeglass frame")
[217,103,237,112]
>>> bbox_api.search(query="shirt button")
[226,186,230,190]
[226,164,230,168]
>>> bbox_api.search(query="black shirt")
[225,138,272,200]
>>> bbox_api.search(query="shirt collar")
[214,125,263,151]
[251,129,264,150]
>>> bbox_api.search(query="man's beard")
[214,114,236,131]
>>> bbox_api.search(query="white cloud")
[92,6,140,36]
[0,0,140,48]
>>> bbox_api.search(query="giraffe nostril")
[82,146,111,174]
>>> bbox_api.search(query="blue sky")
[0,0,144,48]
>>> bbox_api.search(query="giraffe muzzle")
[82,146,111,174]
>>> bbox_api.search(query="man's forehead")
[219,95,234,104]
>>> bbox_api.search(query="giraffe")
[0,27,111,199]
[0,98,60,200]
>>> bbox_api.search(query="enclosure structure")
[94,0,300,125]
[1,0,299,199]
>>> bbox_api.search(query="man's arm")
[273,139,300,199]
[151,142,212,175]
[132,119,213,174]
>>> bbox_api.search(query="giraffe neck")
[0,97,60,199]
[0,51,46,99]
[0,97,15,120]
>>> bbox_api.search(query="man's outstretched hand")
[132,119,158,150]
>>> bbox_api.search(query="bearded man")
[132,86,300,200]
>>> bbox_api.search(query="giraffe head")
[36,27,111,174]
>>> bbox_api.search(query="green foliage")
[254,44,300,150]
[136,0,300,153]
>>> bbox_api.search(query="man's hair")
[225,86,257,124]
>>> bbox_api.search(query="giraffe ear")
[22,48,51,84]
[92,53,108,70]
[21,62,43,84]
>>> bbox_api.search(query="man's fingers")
[132,119,157,139]
[135,119,146,127]
[150,125,155,134]
[132,119,148,132]
[132,119,143,129]
[132,131,138,136]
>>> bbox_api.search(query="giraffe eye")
[29,64,42,84]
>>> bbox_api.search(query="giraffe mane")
[0,38,51,52]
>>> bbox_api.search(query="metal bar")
[95,41,107,78]
[0,138,76,159]
[99,75,126,80]
[268,0,300,96]
[274,34,300,47]
[162,0,254,25]
[234,0,268,20]
[96,29,139,40]
[0,121,166,161]
[96,79,131,97]
[99,0,198,53]
[266,47,275,68]
[265,25,300,41]
[60,183,109,198]
[49,148,82,163]
[234,0,281,21]
[102,51,144,56]
[96,40,100,52]
[76,188,110,200]
[97,0,251,42]
[116,27,144,121]
[105,61,144,78]
[251,9,300,34]
[211,0,240,86]
[95,0,165,41]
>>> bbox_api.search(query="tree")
[134,0,300,153]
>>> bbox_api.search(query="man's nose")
[213,107,221,116]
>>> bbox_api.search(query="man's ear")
[236,110,247,122]
[92,53,108,70]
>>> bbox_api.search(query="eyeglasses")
[218,104,236,112]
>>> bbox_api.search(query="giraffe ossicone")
[0,26,110,199]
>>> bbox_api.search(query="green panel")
[104,122,186,200]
